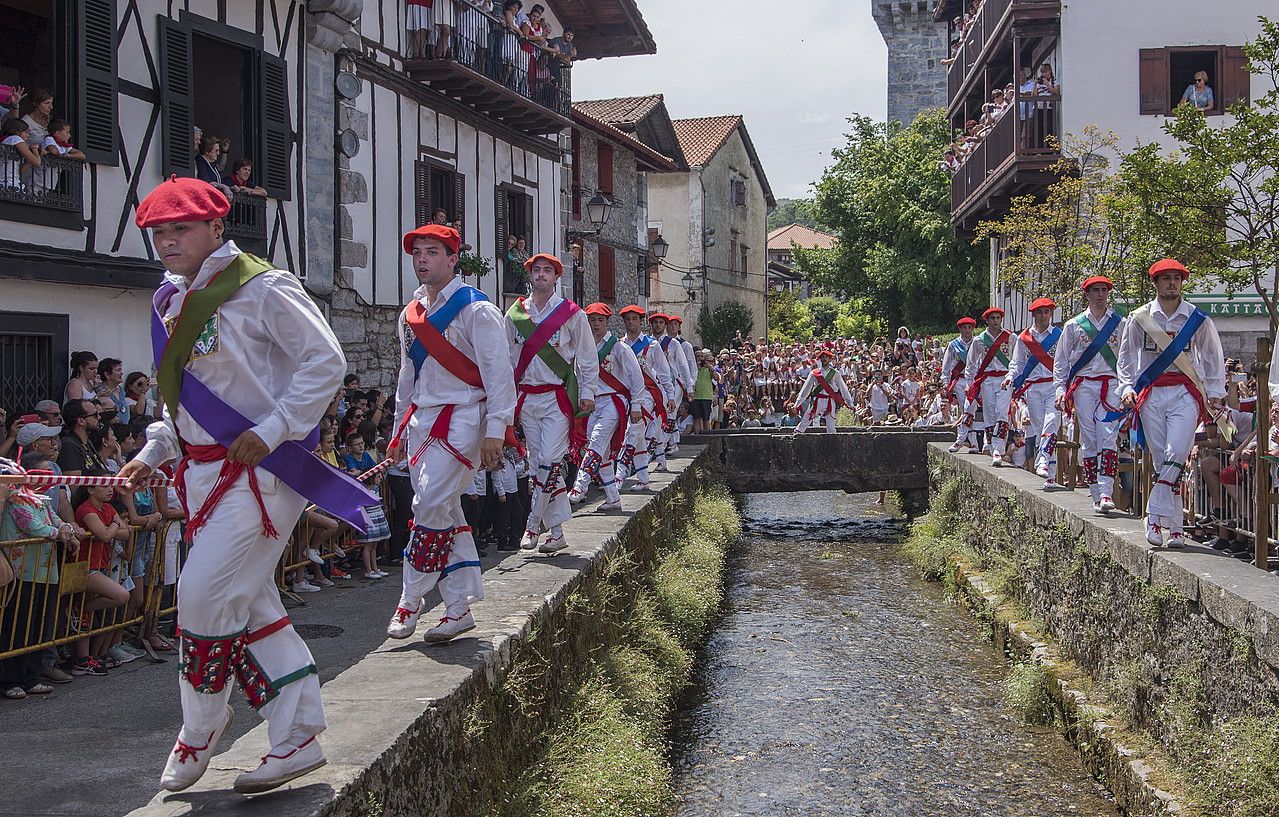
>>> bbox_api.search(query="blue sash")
[1102,307,1208,427]
[408,285,489,380]
[630,335,653,356]
[1067,312,1121,381]
[1011,327,1060,391]
[948,338,969,361]
[151,283,378,531]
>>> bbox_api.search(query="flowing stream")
[672,491,1118,817]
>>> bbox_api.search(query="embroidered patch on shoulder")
[190,314,219,361]
[403,321,416,355]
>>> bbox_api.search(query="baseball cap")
[16,423,61,447]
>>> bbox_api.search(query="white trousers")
[1139,384,1199,524]
[794,396,837,433]
[623,408,661,484]
[176,459,322,753]
[520,390,572,533]
[1022,381,1059,479]
[573,395,624,503]
[950,379,974,444]
[977,376,1011,454]
[400,402,485,614]
[1071,376,1120,500]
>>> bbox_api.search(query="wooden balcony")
[404,1,572,135]
[945,0,1060,118]
[950,94,1061,233]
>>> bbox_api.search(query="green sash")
[598,335,618,364]
[157,253,275,421]
[1074,313,1119,371]
[506,299,586,416]
[977,329,1009,367]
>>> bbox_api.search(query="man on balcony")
[1117,259,1226,549]
[118,176,377,795]
[506,252,598,553]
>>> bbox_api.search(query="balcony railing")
[945,0,1059,105]
[950,93,1060,221]
[223,191,267,247]
[405,0,572,132]
[0,146,84,214]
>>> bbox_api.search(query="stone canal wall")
[128,449,734,817]
[929,444,1279,811]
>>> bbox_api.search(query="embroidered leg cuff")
[406,525,456,574]
[1099,449,1119,478]
[994,421,1010,438]
[1082,455,1099,486]
[180,630,244,695]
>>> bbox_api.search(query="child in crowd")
[342,432,390,579]
[71,473,131,675]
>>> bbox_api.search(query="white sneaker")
[568,487,587,505]
[599,499,622,511]
[629,481,651,493]
[387,602,423,639]
[160,705,233,792]
[304,548,324,566]
[1166,531,1186,549]
[1098,495,1115,513]
[313,575,334,587]
[423,609,476,644]
[1145,519,1164,547]
[991,453,1003,467]
[108,644,140,664]
[1042,480,1061,491]
[654,460,669,472]
[362,571,383,580]
[291,581,321,593]
[331,544,346,559]
[519,530,540,550]
[373,570,390,578]
[948,442,962,453]
[538,533,568,554]
[233,735,326,794]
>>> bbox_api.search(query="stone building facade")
[872,0,948,126]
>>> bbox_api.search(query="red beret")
[1149,258,1189,280]
[1028,297,1056,312]
[524,253,563,276]
[1081,275,1113,292]
[583,302,613,317]
[619,305,646,317]
[135,176,229,228]
[648,312,669,322]
[403,224,461,255]
[956,317,977,327]
[666,314,683,324]
[817,349,836,359]
[981,306,1004,320]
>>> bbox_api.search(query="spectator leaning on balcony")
[42,118,86,162]
[224,158,267,196]
[1,117,40,189]
[501,1,522,85]
[19,87,53,146]
[1181,71,1214,112]
[406,0,431,58]
[547,26,576,83]
[194,135,234,197]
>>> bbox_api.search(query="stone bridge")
[684,428,955,511]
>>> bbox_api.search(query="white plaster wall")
[4,280,153,373]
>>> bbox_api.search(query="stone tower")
[871,1,948,126]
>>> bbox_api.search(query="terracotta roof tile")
[572,95,665,127]
[671,115,743,166]
[767,224,838,252]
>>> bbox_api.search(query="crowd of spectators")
[0,87,87,194]
[939,63,1059,175]
[191,128,267,201]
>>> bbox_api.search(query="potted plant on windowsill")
[457,251,491,279]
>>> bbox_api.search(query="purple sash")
[152,282,376,531]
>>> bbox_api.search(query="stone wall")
[567,127,645,316]
[872,0,948,127]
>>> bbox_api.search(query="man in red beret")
[118,177,374,794]
[793,348,854,433]
[1053,275,1126,512]
[1118,258,1225,547]
[1002,298,1062,488]
[661,314,698,452]
[504,252,598,553]
[944,317,978,452]
[617,304,675,490]
[965,307,1014,466]
[647,311,688,470]
[568,303,644,509]
[385,223,515,642]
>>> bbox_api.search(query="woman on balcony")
[1180,71,1214,112]
[194,135,234,198]
[1,118,40,191]
[501,1,522,88]
[224,158,267,197]
[19,88,53,146]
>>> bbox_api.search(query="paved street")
[1,561,414,817]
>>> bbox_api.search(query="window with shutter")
[522,191,534,252]
[740,245,749,278]
[597,142,614,195]
[1138,48,1169,115]
[159,17,194,179]
[259,51,292,199]
[598,244,615,301]
[75,0,118,165]
[454,172,466,241]
[571,129,581,219]
[729,237,737,273]
[414,160,432,228]
[495,185,511,291]
[1221,46,1250,109]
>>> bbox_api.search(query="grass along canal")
[671,491,1118,817]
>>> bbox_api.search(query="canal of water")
[672,491,1118,817]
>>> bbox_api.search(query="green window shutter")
[76,0,118,165]
[158,16,193,178]
[259,51,292,199]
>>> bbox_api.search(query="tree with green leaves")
[767,198,819,232]
[1115,16,1279,330]
[798,108,988,331]
[696,300,754,351]
[766,291,814,342]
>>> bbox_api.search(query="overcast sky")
[570,0,888,201]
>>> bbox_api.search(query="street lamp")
[682,270,696,301]
[650,233,669,260]
[585,192,613,229]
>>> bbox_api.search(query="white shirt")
[1004,324,1057,386]
[941,336,970,382]
[659,333,692,395]
[137,241,346,469]
[677,336,698,387]
[623,332,675,409]
[395,275,517,440]
[1053,307,1123,398]
[596,332,644,401]
[506,293,599,402]
[1117,298,1226,400]
[796,366,854,406]
[965,327,1012,381]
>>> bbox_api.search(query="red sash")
[965,329,1011,402]
[599,367,631,397]
[1019,329,1054,372]
[406,299,483,388]
[812,369,850,410]
[943,363,965,408]
[641,370,668,423]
